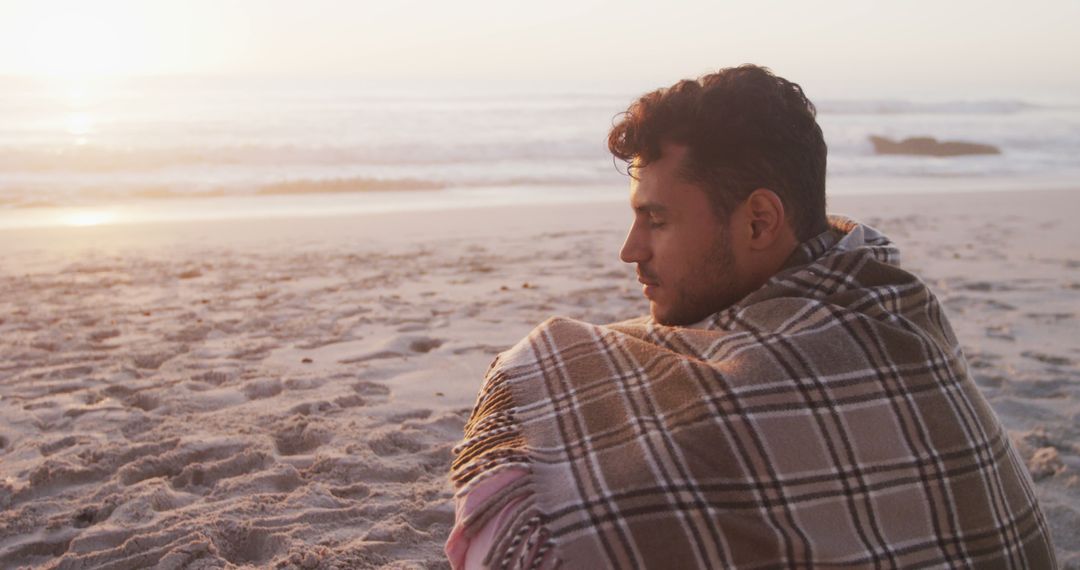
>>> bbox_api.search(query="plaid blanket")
[450,216,1055,569]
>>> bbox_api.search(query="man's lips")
[636,270,659,287]
[637,270,660,299]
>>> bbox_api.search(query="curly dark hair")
[608,64,828,240]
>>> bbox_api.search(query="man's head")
[609,65,828,325]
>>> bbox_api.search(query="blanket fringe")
[451,364,560,569]
[484,501,558,570]
[451,370,530,487]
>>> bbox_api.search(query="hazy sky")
[1,0,1077,100]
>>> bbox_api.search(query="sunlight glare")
[66,112,94,136]
[62,210,118,227]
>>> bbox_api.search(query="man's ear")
[745,188,787,249]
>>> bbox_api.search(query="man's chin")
[650,302,709,327]
[649,303,681,326]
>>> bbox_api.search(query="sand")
[1,188,1078,568]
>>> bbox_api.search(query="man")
[447,65,1055,569]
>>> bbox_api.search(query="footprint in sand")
[1009,378,1077,399]
[332,394,366,409]
[283,376,326,391]
[944,295,1017,313]
[0,533,73,565]
[406,504,455,531]
[195,370,233,386]
[166,324,211,342]
[328,482,371,500]
[352,380,391,399]
[985,324,1015,341]
[48,365,94,380]
[132,351,174,370]
[71,500,119,529]
[25,459,108,495]
[388,409,432,423]
[1025,311,1075,324]
[972,373,1005,389]
[118,440,247,486]
[242,378,283,400]
[88,328,120,342]
[210,520,289,567]
[451,343,508,356]
[169,449,272,491]
[102,384,135,399]
[1021,351,1074,367]
[367,427,425,457]
[39,435,88,456]
[273,416,331,456]
[288,400,335,416]
[123,391,160,412]
[359,518,432,555]
[966,350,1002,370]
[339,335,445,363]
[208,463,304,498]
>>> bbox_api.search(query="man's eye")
[648,219,665,229]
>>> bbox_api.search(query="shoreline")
[1,179,1077,232]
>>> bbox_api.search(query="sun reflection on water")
[62,210,118,227]
[66,112,94,136]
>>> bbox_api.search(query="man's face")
[619,145,742,326]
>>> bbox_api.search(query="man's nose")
[619,224,649,264]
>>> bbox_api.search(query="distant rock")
[869,135,1001,157]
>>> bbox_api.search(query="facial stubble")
[651,227,738,326]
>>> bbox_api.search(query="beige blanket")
[450,217,1055,569]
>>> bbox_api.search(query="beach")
[1,187,1078,568]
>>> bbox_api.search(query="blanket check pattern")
[450,216,1055,569]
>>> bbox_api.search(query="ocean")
[1,76,1077,229]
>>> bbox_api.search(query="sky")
[0,0,1078,100]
